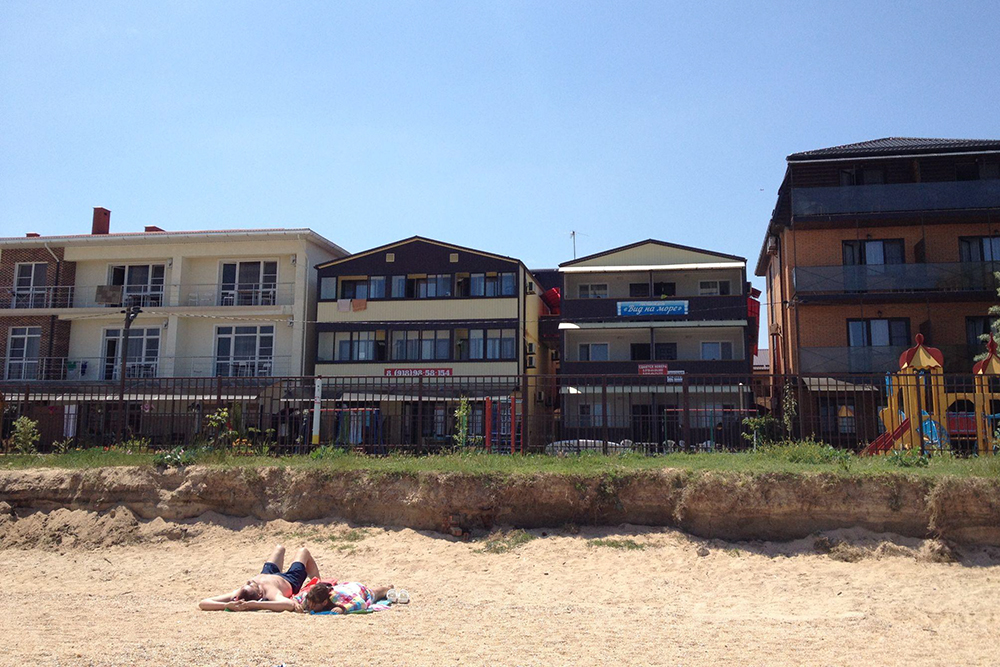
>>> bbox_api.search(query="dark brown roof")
[788,137,1000,161]
[559,239,745,267]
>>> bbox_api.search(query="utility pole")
[118,304,142,443]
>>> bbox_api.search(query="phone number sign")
[383,368,454,377]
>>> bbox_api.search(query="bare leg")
[266,544,286,570]
[369,584,393,601]
[291,547,319,579]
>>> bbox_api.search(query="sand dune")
[1,512,999,666]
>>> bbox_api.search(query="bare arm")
[231,596,297,613]
[198,588,241,611]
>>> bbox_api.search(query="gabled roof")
[559,239,745,268]
[314,235,524,270]
[788,137,1000,162]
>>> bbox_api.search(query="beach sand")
[1,513,999,666]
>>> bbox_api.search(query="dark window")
[967,316,993,348]
[842,240,905,265]
[956,162,980,181]
[847,319,910,347]
[959,237,1000,263]
[840,167,884,185]
[391,275,406,298]
[629,283,650,298]
[500,273,516,296]
[630,343,651,361]
[340,279,368,300]
[652,282,676,297]
[654,342,677,360]
[368,276,386,299]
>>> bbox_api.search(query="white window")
[102,327,160,380]
[698,280,731,296]
[109,264,166,307]
[220,261,278,306]
[578,284,608,299]
[13,263,48,308]
[6,326,42,379]
[701,341,734,360]
[579,343,609,362]
[215,325,275,376]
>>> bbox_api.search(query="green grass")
[2,443,999,478]
[587,538,646,551]
[479,529,536,554]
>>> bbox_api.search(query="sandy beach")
[1,510,999,667]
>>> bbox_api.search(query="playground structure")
[863,334,1000,456]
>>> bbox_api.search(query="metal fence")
[1,372,997,456]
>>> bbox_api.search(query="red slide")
[862,418,910,456]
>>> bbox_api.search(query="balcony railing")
[0,283,295,309]
[792,179,1000,217]
[793,262,1000,295]
[560,295,746,321]
[799,346,909,374]
[2,355,292,381]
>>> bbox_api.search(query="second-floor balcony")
[794,262,1000,295]
[792,179,1000,217]
[561,294,746,321]
[0,283,295,309]
[799,346,908,374]
[2,355,292,382]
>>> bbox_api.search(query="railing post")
[311,377,323,449]
[796,376,807,440]
[681,374,691,452]
[485,397,493,453]
[521,373,530,454]
[416,376,424,449]
[601,376,609,455]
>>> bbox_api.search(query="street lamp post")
[118,304,142,444]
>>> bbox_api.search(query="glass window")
[391,275,406,298]
[500,329,516,359]
[579,343,609,362]
[470,329,485,359]
[214,324,275,377]
[486,329,502,359]
[421,330,435,360]
[5,326,42,380]
[435,330,450,360]
[340,279,368,300]
[701,342,733,360]
[698,280,731,296]
[629,283,650,298]
[320,277,337,300]
[455,274,470,297]
[630,343,651,361]
[843,240,905,266]
[470,274,485,297]
[579,284,608,299]
[13,263,48,308]
[220,261,276,306]
[959,237,1000,263]
[654,342,677,361]
[368,276,386,299]
[485,274,499,297]
[102,327,160,379]
[317,332,336,361]
[967,317,993,347]
[848,319,910,347]
[454,328,470,360]
[652,282,675,297]
[500,273,516,296]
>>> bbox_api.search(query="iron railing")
[3,372,997,457]
[0,283,296,309]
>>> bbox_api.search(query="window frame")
[578,283,609,299]
[214,324,276,377]
[218,259,278,307]
[13,262,48,308]
[5,325,42,380]
[698,280,731,296]
[578,342,610,362]
[700,341,734,361]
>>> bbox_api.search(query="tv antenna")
[569,230,588,259]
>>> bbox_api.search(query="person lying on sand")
[296,580,409,614]
[198,544,319,612]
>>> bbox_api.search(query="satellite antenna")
[569,230,588,259]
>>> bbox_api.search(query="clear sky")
[2,1,999,339]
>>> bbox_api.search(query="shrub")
[756,439,854,468]
[153,446,198,467]
[888,449,930,468]
[11,416,41,454]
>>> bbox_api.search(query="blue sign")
[616,300,689,316]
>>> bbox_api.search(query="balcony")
[794,262,1000,295]
[792,180,1000,217]
[1,355,292,381]
[0,283,295,309]
[799,346,908,374]
[560,359,749,375]
[560,295,746,321]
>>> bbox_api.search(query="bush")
[888,449,930,468]
[153,446,198,467]
[310,445,349,460]
[11,416,41,454]
[756,439,854,469]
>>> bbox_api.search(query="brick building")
[756,137,1000,375]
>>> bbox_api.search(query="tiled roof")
[788,137,1000,161]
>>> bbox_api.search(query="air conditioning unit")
[551,350,560,362]
[526,342,536,354]
[769,323,781,335]
[526,282,536,294]
[527,355,536,369]
[536,390,545,403]
[766,236,778,256]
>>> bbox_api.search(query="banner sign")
[616,300,689,316]
[383,368,454,377]
[637,363,670,376]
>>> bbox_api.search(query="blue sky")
[2,1,999,333]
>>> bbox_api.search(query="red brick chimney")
[92,207,110,235]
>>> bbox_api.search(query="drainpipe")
[43,243,62,374]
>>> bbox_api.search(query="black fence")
[1,372,997,456]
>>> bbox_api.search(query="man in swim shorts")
[198,545,319,612]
